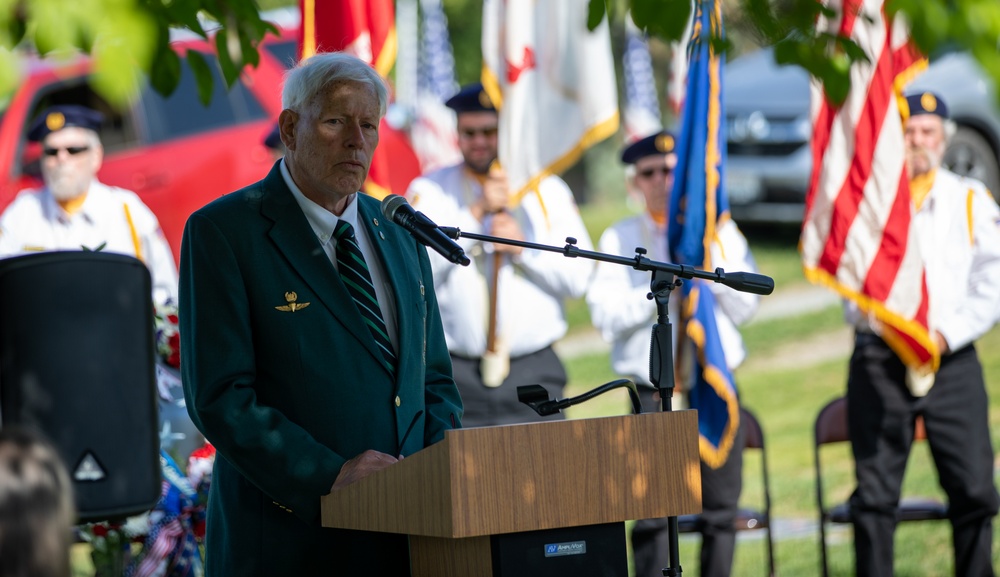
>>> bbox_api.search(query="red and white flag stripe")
[800,0,933,370]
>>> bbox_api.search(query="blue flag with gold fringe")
[667,0,739,469]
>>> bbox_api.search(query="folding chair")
[813,396,948,577]
[677,407,776,576]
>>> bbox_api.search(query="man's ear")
[278,109,298,151]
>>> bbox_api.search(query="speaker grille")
[0,251,160,522]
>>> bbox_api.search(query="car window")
[263,40,299,70]
[137,50,267,144]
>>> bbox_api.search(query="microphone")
[380,195,471,266]
[517,379,643,416]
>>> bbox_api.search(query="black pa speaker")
[0,251,160,522]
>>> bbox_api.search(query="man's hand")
[331,450,398,490]
[934,330,950,355]
[472,166,511,221]
[489,211,524,255]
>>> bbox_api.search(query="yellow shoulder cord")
[123,203,144,262]
[966,188,975,246]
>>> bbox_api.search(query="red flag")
[299,0,396,76]
[298,0,419,199]
[801,0,932,370]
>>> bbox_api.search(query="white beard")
[44,165,90,202]
[907,145,946,179]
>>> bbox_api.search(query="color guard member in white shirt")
[845,92,1000,577]
[0,105,178,308]
[587,131,758,577]
[407,83,594,427]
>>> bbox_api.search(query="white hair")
[281,52,389,118]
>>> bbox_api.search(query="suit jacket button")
[395,396,401,407]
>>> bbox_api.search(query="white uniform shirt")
[587,212,758,386]
[407,163,594,357]
[846,168,1000,351]
[0,181,178,307]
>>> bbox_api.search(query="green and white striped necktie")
[334,221,396,374]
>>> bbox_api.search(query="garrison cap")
[27,105,104,142]
[904,91,949,120]
[444,83,496,113]
[621,131,677,164]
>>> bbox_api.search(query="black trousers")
[632,418,745,577]
[848,334,999,577]
[450,345,567,427]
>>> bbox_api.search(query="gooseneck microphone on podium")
[380,195,471,266]
[517,379,643,416]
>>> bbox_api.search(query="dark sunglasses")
[42,146,91,157]
[459,127,498,139]
[637,166,673,179]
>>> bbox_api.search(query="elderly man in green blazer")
[179,51,463,575]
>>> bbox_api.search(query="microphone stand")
[439,227,773,577]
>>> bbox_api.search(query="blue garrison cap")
[444,83,496,113]
[263,123,282,149]
[904,91,949,120]
[621,131,677,164]
[27,105,104,142]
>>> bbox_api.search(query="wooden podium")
[321,410,701,576]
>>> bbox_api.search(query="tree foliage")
[598,0,1000,105]
[1,0,996,109]
[0,0,277,107]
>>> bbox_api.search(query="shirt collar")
[43,180,105,224]
[281,158,358,244]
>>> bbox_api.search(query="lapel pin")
[275,291,310,312]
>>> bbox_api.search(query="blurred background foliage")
[1,0,997,119]
[0,0,996,207]
[1,0,998,107]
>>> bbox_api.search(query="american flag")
[668,0,739,468]
[800,0,932,371]
[417,0,458,101]
[410,0,462,174]
[622,17,663,143]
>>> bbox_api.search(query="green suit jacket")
[180,163,463,575]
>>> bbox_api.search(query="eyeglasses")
[637,166,673,179]
[458,127,498,139]
[42,146,91,157]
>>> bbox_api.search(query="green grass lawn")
[563,206,1000,575]
[563,308,1000,576]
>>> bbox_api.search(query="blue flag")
[667,0,739,469]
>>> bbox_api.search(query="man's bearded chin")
[465,156,493,175]
[45,169,89,202]
[907,145,944,179]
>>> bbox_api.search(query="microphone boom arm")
[439,227,774,296]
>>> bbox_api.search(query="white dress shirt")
[407,163,594,357]
[587,212,758,386]
[281,160,399,352]
[845,168,1000,352]
[0,181,178,308]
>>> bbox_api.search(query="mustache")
[907,145,943,168]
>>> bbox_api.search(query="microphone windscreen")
[381,194,407,220]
